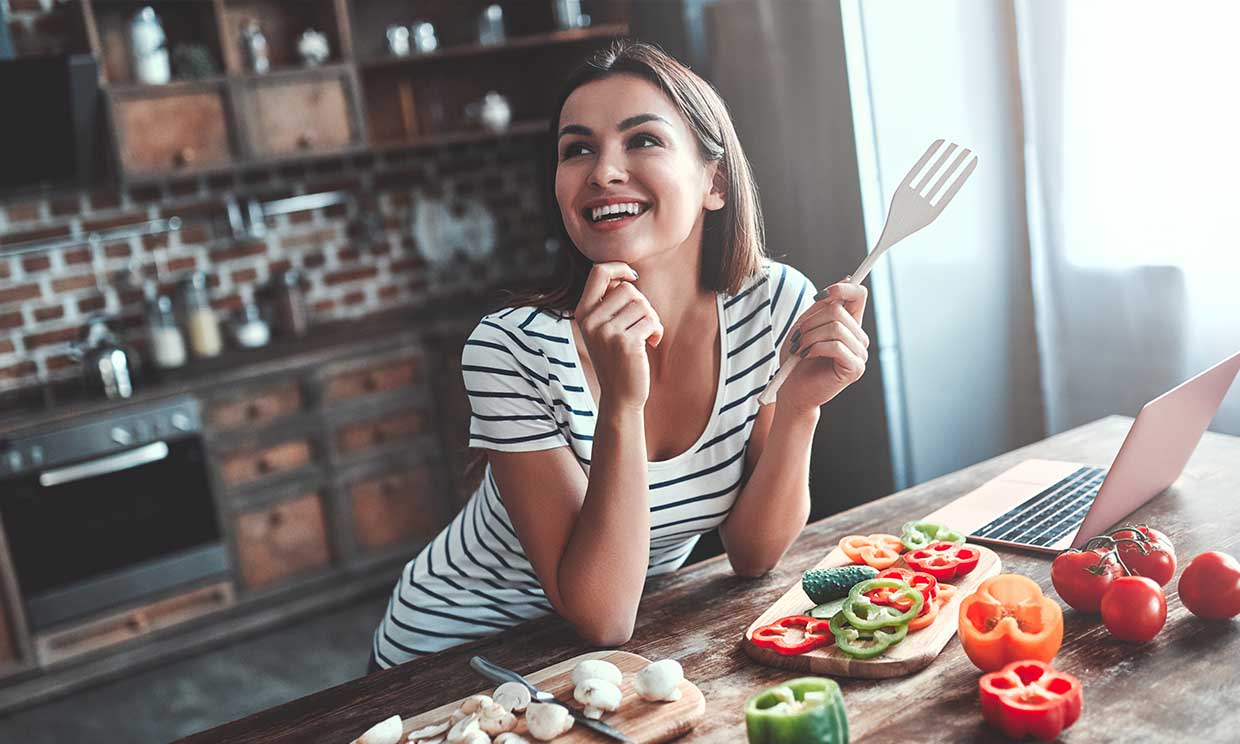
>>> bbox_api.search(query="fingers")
[575,262,639,316]
[809,278,868,324]
[626,315,665,348]
[801,336,866,381]
[585,281,644,330]
[788,301,869,358]
[792,312,869,366]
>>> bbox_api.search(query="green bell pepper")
[745,677,850,744]
[829,610,909,659]
[900,520,966,551]
[840,578,923,629]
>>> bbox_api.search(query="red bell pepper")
[869,568,939,611]
[751,615,833,655]
[979,660,1083,741]
[905,542,981,581]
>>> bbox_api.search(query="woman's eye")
[561,142,590,159]
[629,133,661,149]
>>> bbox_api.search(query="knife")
[469,655,636,744]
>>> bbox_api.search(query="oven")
[0,396,228,630]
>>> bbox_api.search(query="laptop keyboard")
[971,466,1108,548]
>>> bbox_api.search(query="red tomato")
[1111,526,1176,586]
[1178,551,1240,620]
[1052,548,1123,613]
[1100,576,1167,642]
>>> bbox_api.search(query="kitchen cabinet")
[235,493,332,589]
[205,382,304,431]
[234,67,364,158]
[218,438,315,488]
[349,466,441,553]
[107,83,237,176]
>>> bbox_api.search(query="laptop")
[921,349,1240,554]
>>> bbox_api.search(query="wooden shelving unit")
[73,0,632,182]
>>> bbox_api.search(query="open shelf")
[369,118,550,154]
[359,23,628,70]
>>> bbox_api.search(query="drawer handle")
[247,403,264,420]
[373,428,388,444]
[127,612,150,633]
[362,375,379,392]
[174,147,196,167]
[256,457,274,475]
[268,510,284,528]
[297,131,316,149]
[381,479,398,496]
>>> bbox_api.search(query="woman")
[371,41,869,670]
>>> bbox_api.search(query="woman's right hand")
[574,262,664,411]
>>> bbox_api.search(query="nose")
[588,143,627,188]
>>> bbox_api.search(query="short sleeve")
[462,314,571,453]
[766,261,818,348]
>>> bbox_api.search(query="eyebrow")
[557,113,671,139]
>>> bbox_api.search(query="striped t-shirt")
[373,260,816,667]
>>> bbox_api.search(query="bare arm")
[720,280,870,576]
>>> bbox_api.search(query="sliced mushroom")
[493,734,531,744]
[571,659,622,687]
[405,720,450,744]
[525,702,574,741]
[449,709,469,725]
[352,714,404,744]
[478,700,518,735]
[573,678,622,719]
[492,681,532,713]
[445,714,481,744]
[633,659,684,702]
[459,695,493,715]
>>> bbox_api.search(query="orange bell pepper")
[839,534,905,569]
[958,574,1063,672]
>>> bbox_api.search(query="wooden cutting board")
[743,544,1002,679]
[395,650,705,743]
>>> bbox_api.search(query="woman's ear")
[704,161,728,212]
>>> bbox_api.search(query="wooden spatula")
[758,139,978,405]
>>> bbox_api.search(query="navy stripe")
[380,627,436,657]
[650,543,695,567]
[769,265,788,317]
[724,275,768,308]
[470,429,564,445]
[462,364,543,390]
[720,384,766,414]
[697,411,759,452]
[547,355,576,368]
[651,475,744,512]
[728,325,772,359]
[523,329,571,344]
[727,300,770,334]
[519,309,539,329]
[473,412,552,422]
[467,389,542,403]
[726,350,775,385]
[652,506,733,531]
[650,448,745,490]
[775,279,810,348]
[388,612,492,640]
[467,494,543,585]
[396,592,513,630]
[423,532,524,620]
[555,418,594,442]
[551,399,593,416]
[548,373,585,393]
[481,319,545,358]
[499,307,521,319]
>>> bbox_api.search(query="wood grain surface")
[743,546,1001,678]
[380,650,704,744]
[175,418,1240,743]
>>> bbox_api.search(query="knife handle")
[470,656,537,694]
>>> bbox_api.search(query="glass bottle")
[182,272,223,358]
[146,294,187,369]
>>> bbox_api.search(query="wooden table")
[177,417,1240,743]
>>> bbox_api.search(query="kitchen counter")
[0,298,491,438]
[173,416,1240,742]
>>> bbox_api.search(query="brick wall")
[0,137,558,393]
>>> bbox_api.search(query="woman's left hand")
[776,279,869,415]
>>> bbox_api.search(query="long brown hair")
[462,40,766,494]
[504,39,767,313]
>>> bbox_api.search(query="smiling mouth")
[583,202,651,223]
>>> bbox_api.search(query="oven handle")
[37,441,171,487]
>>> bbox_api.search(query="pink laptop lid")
[1071,349,1240,547]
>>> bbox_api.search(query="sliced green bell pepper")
[841,578,923,629]
[900,520,967,551]
[829,611,909,659]
[745,677,850,744]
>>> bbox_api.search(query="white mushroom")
[525,702,574,741]
[633,659,683,702]
[571,659,622,687]
[478,700,518,736]
[449,710,469,725]
[573,678,623,719]
[445,714,481,744]
[459,695,493,715]
[492,681,532,713]
[493,734,531,744]
[456,733,488,744]
[405,721,450,744]
[352,714,404,744]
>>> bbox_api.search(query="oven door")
[0,434,228,630]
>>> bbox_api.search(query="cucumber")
[802,565,879,604]
[806,598,848,620]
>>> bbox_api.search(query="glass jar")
[181,271,223,358]
[146,294,187,369]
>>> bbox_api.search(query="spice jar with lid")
[146,293,187,369]
[182,271,223,358]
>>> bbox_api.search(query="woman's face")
[555,73,724,267]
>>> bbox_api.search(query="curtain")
[1015,0,1240,435]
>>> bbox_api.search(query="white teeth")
[590,202,644,222]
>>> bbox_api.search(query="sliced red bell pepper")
[839,534,905,569]
[905,541,981,581]
[979,660,1082,741]
[751,615,834,656]
[868,568,938,611]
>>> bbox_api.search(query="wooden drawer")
[350,467,442,552]
[34,583,234,667]
[234,493,331,589]
[335,408,422,455]
[240,73,357,157]
[218,439,313,488]
[111,87,234,175]
[323,357,420,403]
[206,384,304,432]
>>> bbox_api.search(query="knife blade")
[470,655,636,744]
